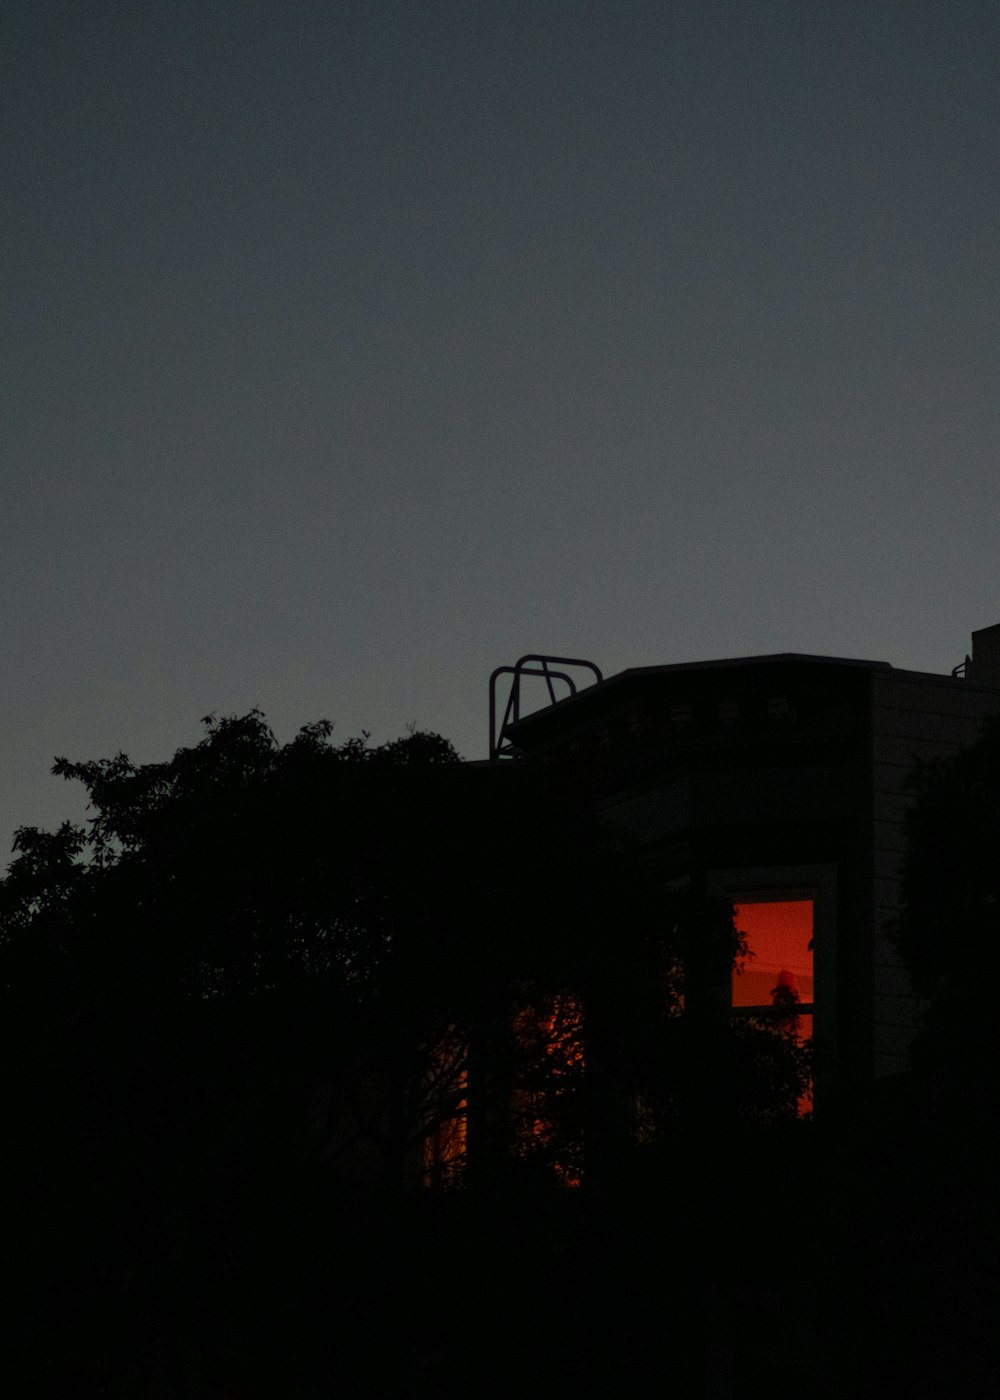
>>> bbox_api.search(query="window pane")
[420,1035,467,1187]
[512,994,585,1186]
[732,899,813,1009]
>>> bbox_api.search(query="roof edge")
[505,652,893,742]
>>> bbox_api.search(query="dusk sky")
[4,0,999,856]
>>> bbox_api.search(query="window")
[512,994,585,1186]
[420,1032,467,1187]
[733,899,814,1113]
[732,899,813,1025]
[711,864,835,1112]
[419,996,585,1188]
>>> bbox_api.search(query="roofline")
[611,651,893,680]
[503,651,970,743]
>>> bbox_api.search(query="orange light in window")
[421,1036,467,1187]
[512,994,584,1185]
[732,900,813,1011]
[734,900,814,1115]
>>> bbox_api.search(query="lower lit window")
[420,1034,467,1187]
[512,993,585,1186]
[419,996,585,1187]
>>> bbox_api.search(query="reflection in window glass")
[734,900,814,1115]
[732,899,813,1015]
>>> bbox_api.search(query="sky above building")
[4,0,999,855]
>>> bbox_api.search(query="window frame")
[708,863,838,1100]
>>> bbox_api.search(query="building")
[488,624,1000,1107]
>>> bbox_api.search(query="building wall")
[869,671,1000,1076]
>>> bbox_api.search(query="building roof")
[503,650,966,750]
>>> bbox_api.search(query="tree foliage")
[0,710,812,1395]
[894,709,1000,1093]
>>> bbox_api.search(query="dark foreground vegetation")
[0,712,996,1396]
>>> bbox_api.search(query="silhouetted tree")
[0,711,811,1396]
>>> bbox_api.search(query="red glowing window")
[732,900,813,1010]
[734,899,814,1114]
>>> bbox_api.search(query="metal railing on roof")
[489,655,603,761]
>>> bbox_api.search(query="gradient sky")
[4,0,999,856]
